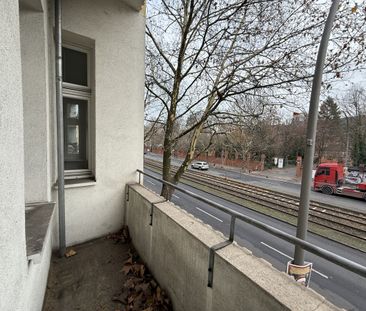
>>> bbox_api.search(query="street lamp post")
[293,0,340,267]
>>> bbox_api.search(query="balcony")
[42,182,341,311]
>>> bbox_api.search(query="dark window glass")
[316,168,326,176]
[62,47,88,86]
[63,97,88,169]
[317,167,330,176]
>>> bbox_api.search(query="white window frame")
[62,42,91,92]
[62,41,95,180]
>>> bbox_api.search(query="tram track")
[144,159,366,247]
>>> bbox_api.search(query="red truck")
[313,163,366,200]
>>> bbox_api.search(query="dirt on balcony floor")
[43,234,131,311]
[43,228,172,311]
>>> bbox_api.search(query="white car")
[191,161,209,170]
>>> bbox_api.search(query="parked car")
[191,161,209,170]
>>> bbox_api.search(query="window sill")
[65,180,96,188]
[25,202,55,264]
[54,179,97,189]
[54,169,96,189]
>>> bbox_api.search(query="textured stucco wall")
[126,184,340,311]
[24,214,54,311]
[58,0,145,245]
[0,0,144,309]
[0,1,27,310]
[20,8,51,203]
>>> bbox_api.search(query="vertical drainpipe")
[55,0,66,257]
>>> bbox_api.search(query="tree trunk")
[161,130,174,200]
[173,124,203,184]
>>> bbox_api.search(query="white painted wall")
[1,0,145,309]
[0,0,144,309]
[0,1,28,310]
[20,7,51,203]
[56,0,145,245]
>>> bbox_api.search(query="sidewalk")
[211,162,301,184]
[250,166,302,184]
[146,153,301,184]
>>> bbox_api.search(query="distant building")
[292,111,306,122]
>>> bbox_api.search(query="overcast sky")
[328,69,366,99]
[146,0,366,118]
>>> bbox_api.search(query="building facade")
[0,0,145,309]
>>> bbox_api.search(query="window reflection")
[63,97,88,169]
[67,125,80,155]
[68,104,79,119]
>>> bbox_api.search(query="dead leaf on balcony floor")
[127,296,135,304]
[107,226,131,244]
[124,278,137,290]
[112,291,128,304]
[65,249,77,258]
[124,256,133,265]
[136,282,150,294]
[118,249,173,311]
[139,264,145,277]
[130,263,145,277]
[150,280,157,289]
[122,264,133,275]
[155,287,162,302]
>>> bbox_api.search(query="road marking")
[311,268,329,279]
[147,180,155,185]
[173,194,180,199]
[195,207,223,223]
[261,242,292,260]
[260,242,329,279]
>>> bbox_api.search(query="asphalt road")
[146,153,366,213]
[207,166,366,213]
[143,169,366,311]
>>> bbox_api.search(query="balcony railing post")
[126,185,130,202]
[229,216,236,242]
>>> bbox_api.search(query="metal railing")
[137,169,366,279]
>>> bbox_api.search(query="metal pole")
[343,112,350,167]
[294,0,340,265]
[55,0,66,257]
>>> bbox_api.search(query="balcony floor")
[43,236,131,311]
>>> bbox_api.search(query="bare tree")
[146,0,366,199]
[315,97,342,163]
[342,87,366,165]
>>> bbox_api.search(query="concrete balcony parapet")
[125,183,340,311]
